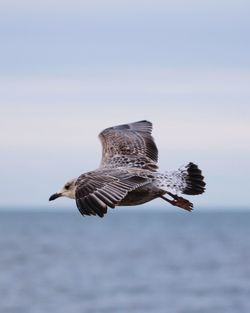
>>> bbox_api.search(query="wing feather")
[75,169,148,217]
[99,120,158,171]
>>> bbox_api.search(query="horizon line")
[0,206,249,212]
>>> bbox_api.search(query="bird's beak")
[49,193,62,201]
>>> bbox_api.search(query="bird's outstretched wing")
[75,169,148,217]
[99,120,158,171]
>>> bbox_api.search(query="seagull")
[49,120,206,217]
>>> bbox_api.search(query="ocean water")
[0,209,250,313]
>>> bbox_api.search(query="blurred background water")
[0,209,249,313]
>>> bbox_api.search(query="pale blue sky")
[1,0,249,209]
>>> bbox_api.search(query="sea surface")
[0,209,250,313]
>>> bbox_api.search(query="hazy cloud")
[1,1,249,208]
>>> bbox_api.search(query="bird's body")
[49,120,206,217]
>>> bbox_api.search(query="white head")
[49,178,77,201]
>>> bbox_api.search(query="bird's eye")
[65,184,70,190]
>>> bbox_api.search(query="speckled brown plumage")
[49,120,206,217]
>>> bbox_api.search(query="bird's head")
[49,178,77,201]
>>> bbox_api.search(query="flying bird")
[49,120,206,217]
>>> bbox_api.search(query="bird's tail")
[156,162,206,195]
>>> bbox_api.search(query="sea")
[0,209,250,313]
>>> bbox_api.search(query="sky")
[1,0,250,209]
